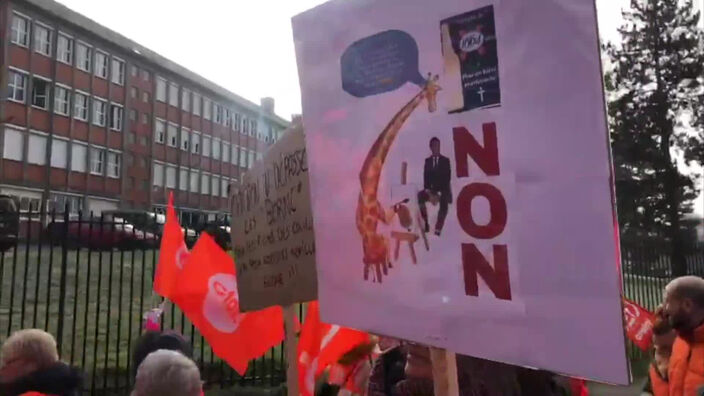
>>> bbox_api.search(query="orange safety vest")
[669,323,704,396]
[649,363,669,396]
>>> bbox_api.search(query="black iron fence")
[1,208,703,393]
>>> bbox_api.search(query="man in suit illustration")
[418,137,452,236]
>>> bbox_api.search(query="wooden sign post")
[430,347,459,396]
[284,305,299,396]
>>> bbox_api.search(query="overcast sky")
[54,0,632,121]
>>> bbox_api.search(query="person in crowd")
[642,306,676,396]
[663,275,704,395]
[131,349,202,396]
[0,329,82,396]
[132,330,193,379]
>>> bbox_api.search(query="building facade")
[0,0,289,223]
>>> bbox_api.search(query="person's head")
[664,276,704,334]
[132,331,193,378]
[0,329,59,382]
[429,137,440,156]
[131,349,201,396]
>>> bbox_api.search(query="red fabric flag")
[623,298,654,351]
[298,301,370,396]
[153,192,189,299]
[170,233,284,375]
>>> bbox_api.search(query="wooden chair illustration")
[391,162,429,265]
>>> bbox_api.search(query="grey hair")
[132,349,201,396]
[1,328,59,369]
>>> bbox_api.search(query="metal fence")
[0,208,287,395]
[1,208,703,393]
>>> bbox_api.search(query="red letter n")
[461,244,511,300]
[452,123,499,178]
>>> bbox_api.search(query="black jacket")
[0,362,82,396]
[423,155,452,203]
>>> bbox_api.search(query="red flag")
[623,298,654,351]
[153,192,189,299]
[170,233,284,375]
[298,301,370,396]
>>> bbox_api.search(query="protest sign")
[230,122,317,311]
[293,0,629,384]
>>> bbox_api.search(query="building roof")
[21,0,290,127]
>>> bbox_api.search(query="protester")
[642,306,676,396]
[131,349,202,396]
[0,329,82,396]
[662,275,704,395]
[132,330,193,378]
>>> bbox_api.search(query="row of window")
[152,162,232,198]
[11,12,126,85]
[8,70,124,130]
[153,119,261,168]
[2,128,121,177]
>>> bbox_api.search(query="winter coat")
[0,362,82,396]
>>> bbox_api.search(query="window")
[193,94,201,116]
[130,65,138,77]
[54,85,70,116]
[76,42,91,72]
[251,120,258,136]
[49,139,68,168]
[154,119,165,144]
[110,104,123,131]
[34,24,52,56]
[142,113,150,125]
[166,165,176,189]
[128,132,135,144]
[167,123,178,147]
[125,152,134,166]
[129,109,137,122]
[231,145,238,165]
[153,162,164,186]
[8,70,27,103]
[57,33,73,64]
[31,77,50,109]
[225,109,231,127]
[234,113,241,132]
[90,147,105,175]
[249,150,256,168]
[130,87,138,99]
[257,152,263,161]
[168,83,178,107]
[180,128,190,151]
[202,135,211,157]
[191,133,200,154]
[111,58,125,85]
[179,168,188,191]
[140,136,148,146]
[242,118,249,135]
[11,14,29,47]
[107,151,121,178]
[211,175,220,196]
[181,89,190,111]
[3,128,23,161]
[222,142,230,163]
[212,138,221,160]
[221,179,229,198]
[141,69,150,81]
[71,143,87,172]
[74,92,88,121]
[156,77,167,102]
[214,104,223,124]
[201,173,210,195]
[203,98,211,120]
[93,98,107,126]
[239,147,247,168]
[189,170,198,193]
[142,91,151,103]
[94,51,108,78]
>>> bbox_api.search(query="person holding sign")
[642,307,675,396]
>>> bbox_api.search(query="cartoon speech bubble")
[341,30,426,98]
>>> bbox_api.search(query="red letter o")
[456,183,507,239]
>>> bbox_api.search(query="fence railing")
[0,208,702,393]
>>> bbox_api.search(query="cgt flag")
[170,233,284,374]
[623,298,654,351]
[153,192,190,299]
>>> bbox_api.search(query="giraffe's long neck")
[359,90,426,193]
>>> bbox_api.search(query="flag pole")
[430,347,459,396]
[284,304,299,396]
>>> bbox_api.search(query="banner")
[293,0,628,384]
[230,122,318,311]
[623,298,654,351]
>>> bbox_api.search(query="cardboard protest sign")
[230,123,317,311]
[293,0,629,384]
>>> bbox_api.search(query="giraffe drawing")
[356,74,441,283]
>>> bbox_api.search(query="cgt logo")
[459,31,484,53]
[175,243,190,270]
[203,273,247,333]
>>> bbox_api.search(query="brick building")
[0,0,289,223]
